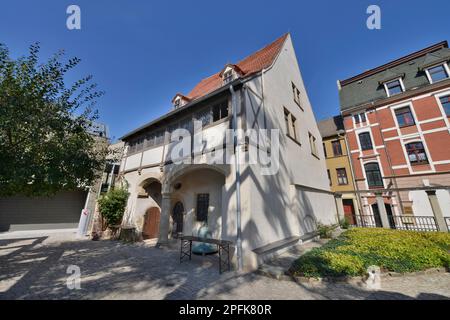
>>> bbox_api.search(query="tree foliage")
[0,43,107,196]
[97,187,129,227]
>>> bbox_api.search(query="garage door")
[0,191,87,232]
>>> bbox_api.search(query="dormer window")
[426,64,449,84]
[223,69,234,84]
[174,98,181,109]
[172,94,190,109]
[384,78,404,97]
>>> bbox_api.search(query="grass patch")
[289,228,450,278]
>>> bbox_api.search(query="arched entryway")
[371,203,394,228]
[171,201,184,238]
[143,207,160,239]
[142,181,162,207]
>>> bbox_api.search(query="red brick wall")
[342,88,450,189]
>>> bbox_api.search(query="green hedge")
[290,228,450,278]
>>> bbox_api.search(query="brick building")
[338,41,450,226]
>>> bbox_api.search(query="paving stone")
[0,231,449,300]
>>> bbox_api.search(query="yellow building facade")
[318,116,360,224]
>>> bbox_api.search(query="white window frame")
[308,132,319,158]
[384,78,405,97]
[362,160,386,189]
[390,102,417,129]
[434,90,450,130]
[223,69,234,84]
[352,111,367,126]
[356,128,374,151]
[403,139,429,166]
[425,63,450,84]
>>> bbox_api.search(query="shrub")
[97,187,129,227]
[290,228,450,278]
[340,217,350,229]
[317,223,335,239]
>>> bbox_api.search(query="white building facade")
[119,34,337,270]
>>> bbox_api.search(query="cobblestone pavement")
[0,231,449,300]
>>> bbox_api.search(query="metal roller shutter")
[0,191,87,232]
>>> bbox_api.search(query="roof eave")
[119,78,244,141]
[340,41,448,86]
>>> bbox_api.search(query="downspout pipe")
[229,84,243,271]
[339,130,364,216]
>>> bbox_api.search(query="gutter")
[340,78,450,115]
[119,78,244,141]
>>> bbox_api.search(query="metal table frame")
[179,235,232,274]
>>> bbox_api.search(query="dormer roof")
[185,33,288,101]
[171,93,191,104]
[219,64,244,77]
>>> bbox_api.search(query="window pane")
[359,132,373,150]
[136,137,144,152]
[291,116,297,140]
[155,131,165,145]
[179,118,191,132]
[360,113,366,122]
[337,168,348,185]
[309,133,317,156]
[332,140,342,156]
[284,110,290,134]
[196,194,209,222]
[212,101,228,122]
[364,163,383,187]
[220,102,228,118]
[406,142,428,164]
[213,105,221,122]
[196,108,212,126]
[145,133,155,148]
[395,107,415,127]
[428,65,448,82]
[439,95,450,116]
[353,114,360,124]
[386,80,403,95]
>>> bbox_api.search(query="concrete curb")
[257,266,449,285]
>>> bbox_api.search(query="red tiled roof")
[186,34,288,101]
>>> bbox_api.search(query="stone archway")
[134,176,163,235]
[162,164,228,194]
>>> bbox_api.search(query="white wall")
[170,169,225,238]
[239,34,337,259]
[409,190,450,217]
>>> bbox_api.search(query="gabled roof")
[185,33,288,101]
[120,34,288,141]
[419,49,450,70]
[171,93,191,103]
[340,41,448,86]
[377,69,405,84]
[339,41,450,112]
[318,116,345,138]
[219,64,244,77]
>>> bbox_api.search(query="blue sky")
[1,0,449,141]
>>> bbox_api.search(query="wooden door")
[342,199,356,225]
[143,207,160,239]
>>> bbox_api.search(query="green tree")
[0,43,107,196]
[98,187,129,227]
